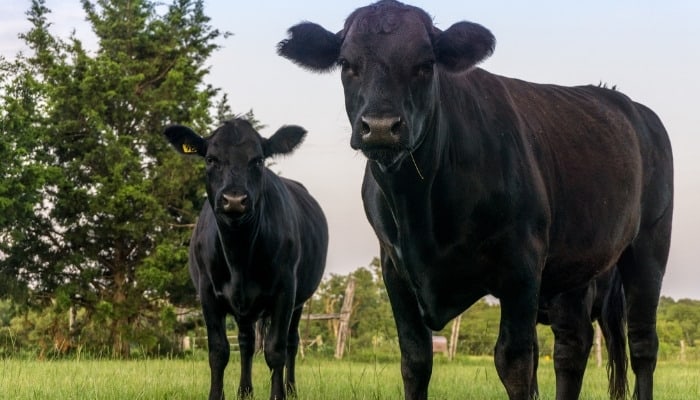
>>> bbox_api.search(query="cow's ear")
[163,125,207,157]
[278,22,342,72]
[433,21,495,72]
[263,125,307,158]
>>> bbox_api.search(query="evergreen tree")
[0,0,226,356]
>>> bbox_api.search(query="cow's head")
[278,0,495,170]
[164,119,306,222]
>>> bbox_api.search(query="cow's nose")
[360,116,402,146]
[221,193,248,213]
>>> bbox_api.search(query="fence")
[181,277,357,359]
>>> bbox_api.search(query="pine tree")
[0,0,227,356]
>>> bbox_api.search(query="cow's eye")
[205,156,218,166]
[413,61,434,79]
[250,157,264,168]
[338,58,358,77]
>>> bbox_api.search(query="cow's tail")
[600,268,628,400]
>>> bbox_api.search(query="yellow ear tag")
[182,143,198,154]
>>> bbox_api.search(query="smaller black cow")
[164,119,328,400]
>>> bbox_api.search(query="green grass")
[0,356,697,399]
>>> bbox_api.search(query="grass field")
[0,355,697,399]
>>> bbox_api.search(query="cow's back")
[456,70,673,293]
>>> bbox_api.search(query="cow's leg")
[618,216,671,400]
[237,320,256,398]
[531,333,539,399]
[285,306,304,397]
[496,286,539,400]
[264,291,295,400]
[382,254,432,400]
[202,289,230,400]
[495,239,543,400]
[548,284,595,400]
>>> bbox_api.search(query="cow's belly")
[541,218,638,296]
[540,251,621,296]
[211,276,268,320]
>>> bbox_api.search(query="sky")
[1,1,698,300]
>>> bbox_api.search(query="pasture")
[0,356,697,399]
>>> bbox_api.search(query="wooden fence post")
[335,276,356,359]
[680,339,686,362]
[448,314,461,360]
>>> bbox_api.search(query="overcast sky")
[1,1,698,300]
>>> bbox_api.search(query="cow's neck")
[213,213,267,315]
[369,108,445,265]
[367,80,491,289]
[382,76,502,252]
[215,212,261,271]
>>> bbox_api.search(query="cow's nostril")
[361,117,371,136]
[390,117,402,136]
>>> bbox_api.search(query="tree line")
[1,255,699,361]
[1,0,697,362]
[298,258,700,362]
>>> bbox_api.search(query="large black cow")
[278,1,673,399]
[164,118,328,400]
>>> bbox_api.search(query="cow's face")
[338,9,438,169]
[164,119,306,223]
[278,0,495,171]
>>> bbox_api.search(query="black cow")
[164,119,328,400]
[278,1,673,399]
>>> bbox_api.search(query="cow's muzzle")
[356,115,408,169]
[221,193,248,214]
[360,116,402,147]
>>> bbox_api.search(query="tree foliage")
[0,0,226,357]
